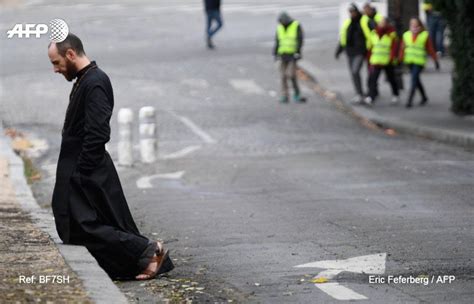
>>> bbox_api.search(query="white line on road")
[295,253,386,301]
[229,79,266,95]
[168,111,217,144]
[317,283,368,300]
[160,145,202,160]
[136,171,185,189]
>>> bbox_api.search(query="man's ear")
[65,48,76,61]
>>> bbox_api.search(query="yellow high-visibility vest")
[403,31,429,66]
[277,21,299,55]
[340,18,371,49]
[369,30,394,65]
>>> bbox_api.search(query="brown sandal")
[136,249,169,280]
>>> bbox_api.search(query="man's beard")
[64,58,78,82]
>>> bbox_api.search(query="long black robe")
[52,61,155,279]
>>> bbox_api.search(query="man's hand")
[294,53,302,60]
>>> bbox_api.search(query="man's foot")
[135,250,170,280]
[405,101,413,108]
[294,94,306,103]
[364,96,374,107]
[207,37,214,49]
[135,255,158,280]
[419,97,428,106]
[155,241,164,254]
[279,96,289,103]
[351,95,363,104]
[390,96,400,105]
[155,241,175,275]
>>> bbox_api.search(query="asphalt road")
[1,0,473,303]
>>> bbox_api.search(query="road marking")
[160,145,202,160]
[295,253,386,301]
[229,79,265,95]
[181,78,209,89]
[136,171,185,189]
[168,111,217,144]
[317,283,368,300]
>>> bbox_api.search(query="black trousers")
[368,65,399,99]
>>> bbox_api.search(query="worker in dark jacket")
[273,12,305,103]
[204,0,223,49]
[47,34,174,280]
[335,3,371,104]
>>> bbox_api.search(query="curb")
[0,122,128,304]
[299,60,474,149]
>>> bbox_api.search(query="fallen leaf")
[12,138,33,152]
[311,277,329,284]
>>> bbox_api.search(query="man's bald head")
[48,33,85,57]
[47,33,89,82]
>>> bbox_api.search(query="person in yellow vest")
[335,4,371,104]
[273,12,305,103]
[399,17,439,108]
[364,17,400,106]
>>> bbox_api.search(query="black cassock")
[52,61,155,279]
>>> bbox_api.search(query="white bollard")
[139,106,157,163]
[117,108,134,166]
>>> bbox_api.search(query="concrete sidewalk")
[0,124,128,303]
[300,47,474,148]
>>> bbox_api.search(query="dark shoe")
[294,94,306,103]
[405,102,413,108]
[207,37,214,49]
[419,97,428,106]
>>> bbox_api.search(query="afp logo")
[7,19,69,42]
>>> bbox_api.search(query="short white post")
[139,106,157,163]
[117,108,134,166]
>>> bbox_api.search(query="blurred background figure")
[365,17,400,106]
[422,0,446,57]
[362,1,383,32]
[362,2,384,98]
[399,17,440,108]
[204,0,223,49]
[335,3,370,104]
[273,12,305,103]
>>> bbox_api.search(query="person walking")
[364,17,400,106]
[273,12,305,103]
[423,0,446,56]
[47,34,174,280]
[399,18,439,108]
[335,3,371,104]
[361,2,383,32]
[204,0,223,49]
